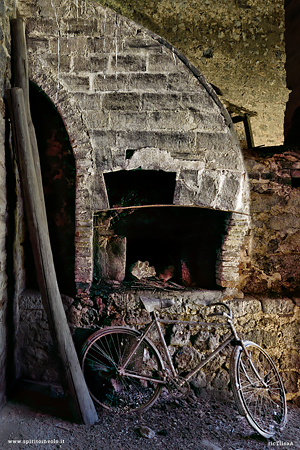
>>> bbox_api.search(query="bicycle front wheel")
[230,341,287,438]
[80,327,164,413]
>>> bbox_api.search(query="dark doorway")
[27,82,76,296]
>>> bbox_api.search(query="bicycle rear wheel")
[230,341,287,438]
[80,327,164,413]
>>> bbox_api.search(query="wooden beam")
[243,114,255,149]
[9,87,98,425]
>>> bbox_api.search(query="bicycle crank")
[166,376,190,398]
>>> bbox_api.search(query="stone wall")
[11,0,300,406]
[0,0,16,410]
[17,289,300,403]
[240,151,300,295]
[93,0,289,148]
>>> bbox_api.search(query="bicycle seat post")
[153,310,177,378]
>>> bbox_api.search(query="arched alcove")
[28,82,76,296]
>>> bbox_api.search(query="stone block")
[60,74,90,91]
[61,18,99,36]
[156,131,196,151]
[102,92,140,111]
[194,330,210,351]
[27,37,49,52]
[167,72,202,92]
[110,54,147,73]
[127,73,168,91]
[147,110,191,132]
[181,92,217,113]
[109,292,139,311]
[82,110,109,130]
[148,51,181,73]
[173,179,195,205]
[90,130,116,149]
[19,289,43,310]
[50,36,88,55]
[141,92,182,111]
[178,169,198,185]
[281,371,300,394]
[73,55,109,73]
[87,36,115,54]
[211,368,230,390]
[244,329,278,348]
[280,349,300,370]
[110,111,148,131]
[93,73,129,92]
[190,370,207,388]
[261,298,295,315]
[46,54,71,72]
[98,15,136,37]
[122,36,161,51]
[187,110,225,133]
[196,132,227,152]
[72,92,102,110]
[215,172,242,211]
[226,297,262,317]
[110,148,127,169]
[206,147,244,171]
[26,18,56,36]
[195,171,220,207]
[281,322,300,347]
[116,130,156,149]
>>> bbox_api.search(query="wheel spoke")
[81,328,163,413]
[231,341,286,438]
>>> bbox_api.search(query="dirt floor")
[0,390,300,450]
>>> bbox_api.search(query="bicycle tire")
[80,327,164,413]
[230,340,287,438]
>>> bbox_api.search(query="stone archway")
[23,0,250,296]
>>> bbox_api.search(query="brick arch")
[29,68,109,286]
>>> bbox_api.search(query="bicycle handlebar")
[207,302,233,320]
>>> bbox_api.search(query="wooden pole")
[9,87,98,425]
[11,18,46,216]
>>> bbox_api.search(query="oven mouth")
[93,205,230,290]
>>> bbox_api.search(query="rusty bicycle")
[80,297,287,438]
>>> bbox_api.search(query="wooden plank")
[9,87,98,425]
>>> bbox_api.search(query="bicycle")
[80,297,287,439]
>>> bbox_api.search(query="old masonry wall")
[7,0,300,406]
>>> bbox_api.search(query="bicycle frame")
[80,300,287,438]
[121,307,239,386]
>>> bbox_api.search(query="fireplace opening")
[94,206,230,290]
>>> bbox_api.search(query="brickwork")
[18,0,250,292]
[92,0,288,148]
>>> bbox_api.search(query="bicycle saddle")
[140,296,175,312]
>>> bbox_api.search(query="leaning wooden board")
[8,17,98,425]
